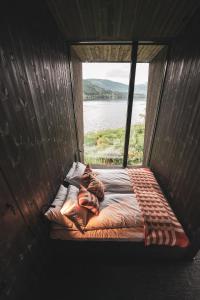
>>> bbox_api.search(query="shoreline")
[83,97,146,102]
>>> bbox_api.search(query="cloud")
[106,66,130,79]
[83,62,148,84]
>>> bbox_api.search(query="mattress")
[50,192,144,241]
[50,225,144,241]
[49,167,189,247]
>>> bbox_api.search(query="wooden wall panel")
[143,47,168,165]
[0,1,79,298]
[0,170,31,298]
[48,0,200,41]
[0,170,47,299]
[0,24,76,230]
[149,31,200,237]
[71,44,164,63]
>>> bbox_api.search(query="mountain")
[83,79,147,100]
[86,79,128,93]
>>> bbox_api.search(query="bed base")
[48,239,197,262]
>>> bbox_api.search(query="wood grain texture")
[149,18,200,237]
[0,23,76,227]
[143,47,168,165]
[0,1,80,298]
[48,0,200,41]
[0,170,33,298]
[71,44,164,62]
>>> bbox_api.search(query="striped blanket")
[127,168,189,247]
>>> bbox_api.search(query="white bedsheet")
[85,193,142,230]
[50,192,144,241]
[93,168,134,193]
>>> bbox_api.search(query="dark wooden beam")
[123,42,138,168]
[68,47,81,161]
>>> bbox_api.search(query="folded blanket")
[127,168,190,247]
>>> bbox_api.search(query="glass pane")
[128,63,149,165]
[83,63,130,166]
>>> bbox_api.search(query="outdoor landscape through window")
[83,62,149,166]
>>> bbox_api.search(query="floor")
[41,251,200,300]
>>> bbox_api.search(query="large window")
[83,63,130,166]
[72,43,166,167]
[128,63,149,165]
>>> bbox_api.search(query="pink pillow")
[78,185,100,215]
[81,166,104,201]
[60,185,88,228]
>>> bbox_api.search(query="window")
[71,43,167,167]
[83,63,130,166]
[128,63,149,165]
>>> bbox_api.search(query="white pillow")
[44,185,74,228]
[60,185,88,227]
[64,162,86,187]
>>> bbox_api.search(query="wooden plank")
[72,44,164,62]
[0,170,44,299]
[0,1,80,298]
[48,0,200,41]
[143,46,168,165]
[149,32,200,233]
[0,11,77,231]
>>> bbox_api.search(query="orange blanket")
[127,168,190,247]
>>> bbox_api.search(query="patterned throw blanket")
[127,168,190,247]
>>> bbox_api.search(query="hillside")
[83,79,147,100]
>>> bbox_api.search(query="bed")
[45,165,195,260]
[50,192,144,241]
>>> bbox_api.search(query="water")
[84,98,146,133]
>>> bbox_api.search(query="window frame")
[70,41,168,168]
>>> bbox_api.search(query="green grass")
[84,123,145,166]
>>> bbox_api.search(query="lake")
[83,98,146,133]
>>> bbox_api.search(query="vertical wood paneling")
[0,169,48,299]
[0,25,76,230]
[149,36,200,235]
[48,0,200,41]
[0,170,31,298]
[0,1,79,298]
[143,47,168,165]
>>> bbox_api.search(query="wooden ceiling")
[48,0,200,41]
[71,44,165,62]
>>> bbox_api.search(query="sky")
[83,63,149,85]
